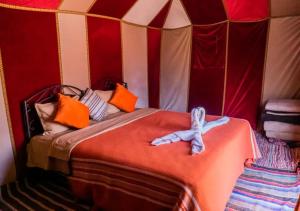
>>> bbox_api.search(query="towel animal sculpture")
[151,107,230,154]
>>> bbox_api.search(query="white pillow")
[95,90,120,115]
[35,102,69,135]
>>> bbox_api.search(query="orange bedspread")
[69,111,259,211]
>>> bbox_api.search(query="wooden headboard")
[22,85,84,141]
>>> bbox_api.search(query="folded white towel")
[151,107,230,155]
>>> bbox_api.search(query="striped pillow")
[80,88,108,121]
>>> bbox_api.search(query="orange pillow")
[54,94,89,129]
[109,83,138,112]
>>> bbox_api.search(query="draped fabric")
[225,0,269,21]
[0,8,61,175]
[57,13,90,90]
[181,0,227,24]
[122,23,149,108]
[0,8,61,153]
[148,1,172,28]
[188,23,227,115]
[160,27,192,112]
[0,0,60,9]
[262,17,300,103]
[87,17,123,90]
[224,21,268,128]
[147,28,161,108]
[88,0,137,19]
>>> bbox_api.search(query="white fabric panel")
[121,23,148,108]
[160,26,192,112]
[271,0,300,17]
[59,0,96,12]
[123,0,169,25]
[164,0,191,29]
[262,17,300,103]
[0,53,16,185]
[58,13,90,90]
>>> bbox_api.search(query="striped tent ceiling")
[1,0,300,28]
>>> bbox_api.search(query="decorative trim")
[163,24,192,30]
[55,13,64,84]
[193,20,228,27]
[0,49,17,167]
[121,20,159,30]
[85,15,92,88]
[221,21,230,115]
[230,18,269,23]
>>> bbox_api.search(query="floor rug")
[226,165,300,211]
[0,172,91,211]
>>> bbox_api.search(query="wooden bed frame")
[22,85,84,141]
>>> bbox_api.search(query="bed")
[24,85,260,211]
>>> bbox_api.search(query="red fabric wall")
[87,17,123,90]
[188,23,227,115]
[147,28,161,108]
[89,0,137,19]
[0,8,61,158]
[0,0,61,9]
[224,21,268,128]
[149,1,171,28]
[225,0,269,21]
[181,0,227,24]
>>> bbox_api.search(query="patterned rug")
[226,165,300,211]
[0,172,91,211]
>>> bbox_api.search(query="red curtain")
[0,8,61,155]
[87,17,123,90]
[147,28,161,108]
[224,21,268,128]
[188,23,227,115]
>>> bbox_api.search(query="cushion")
[94,90,120,115]
[35,102,70,135]
[54,94,89,128]
[80,88,108,121]
[109,83,138,112]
